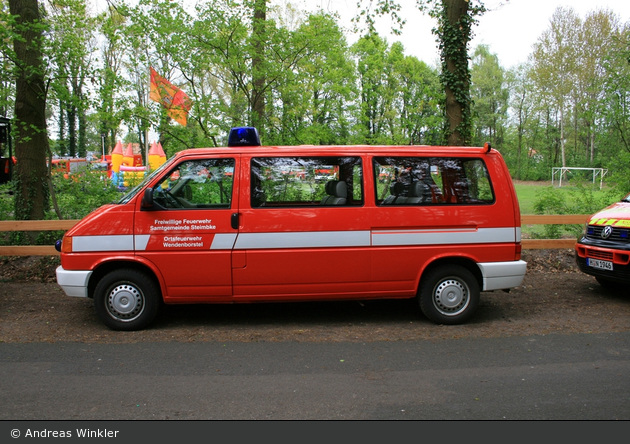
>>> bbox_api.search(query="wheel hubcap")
[107,284,144,321]
[433,278,469,316]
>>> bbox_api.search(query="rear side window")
[251,156,363,207]
[374,157,494,205]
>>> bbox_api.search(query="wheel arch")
[417,256,483,294]
[87,260,163,300]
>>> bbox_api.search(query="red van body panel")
[61,204,136,272]
[133,154,241,300]
[56,143,526,329]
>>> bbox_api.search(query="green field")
[512,180,625,239]
[512,181,550,215]
[512,180,617,215]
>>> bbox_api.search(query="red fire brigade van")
[56,127,527,331]
[51,158,89,176]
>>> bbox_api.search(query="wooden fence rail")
[0,215,591,256]
[520,215,588,250]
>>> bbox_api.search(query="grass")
[513,180,615,215]
[513,179,624,239]
[512,181,549,214]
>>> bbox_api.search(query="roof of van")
[172,145,496,157]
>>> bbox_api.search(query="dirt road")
[1,249,629,343]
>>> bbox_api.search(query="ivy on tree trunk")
[430,0,486,146]
[251,0,266,133]
[358,0,486,146]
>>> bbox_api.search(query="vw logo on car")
[601,225,613,239]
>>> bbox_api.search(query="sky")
[291,0,630,69]
[93,1,630,69]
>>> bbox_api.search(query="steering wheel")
[163,189,183,208]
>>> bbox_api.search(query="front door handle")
[231,213,239,230]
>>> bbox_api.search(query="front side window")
[151,158,235,209]
[251,156,363,207]
[374,156,494,205]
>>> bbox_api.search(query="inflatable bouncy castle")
[107,141,166,188]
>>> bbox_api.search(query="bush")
[0,183,13,221]
[50,166,122,220]
[1,168,123,247]
[532,182,623,239]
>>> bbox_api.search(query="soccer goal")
[551,167,608,189]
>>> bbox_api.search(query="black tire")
[418,264,480,325]
[94,269,161,331]
[595,276,625,291]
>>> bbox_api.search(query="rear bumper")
[56,266,92,298]
[477,260,527,291]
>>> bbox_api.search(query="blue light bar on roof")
[227,127,261,147]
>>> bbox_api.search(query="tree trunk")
[560,106,566,167]
[442,0,472,146]
[9,0,50,227]
[58,98,66,155]
[516,118,523,180]
[67,105,77,157]
[251,0,266,132]
[79,106,87,158]
[73,76,86,157]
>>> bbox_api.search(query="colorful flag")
[149,67,192,126]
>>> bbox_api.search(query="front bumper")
[56,266,92,298]
[575,243,630,283]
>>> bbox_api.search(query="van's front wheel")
[419,265,479,325]
[595,276,625,291]
[94,269,161,331]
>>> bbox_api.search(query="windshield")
[117,157,174,204]
[623,193,630,203]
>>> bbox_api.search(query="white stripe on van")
[135,235,150,250]
[71,227,518,252]
[234,230,372,250]
[371,227,516,246]
[210,233,238,250]
[72,235,134,252]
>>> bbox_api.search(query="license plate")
[587,258,613,271]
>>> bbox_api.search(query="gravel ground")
[1,249,629,343]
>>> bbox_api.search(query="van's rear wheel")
[419,265,479,325]
[94,269,161,331]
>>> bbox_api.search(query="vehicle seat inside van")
[383,182,405,205]
[405,181,430,204]
[321,180,347,205]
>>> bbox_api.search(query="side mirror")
[141,188,154,209]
